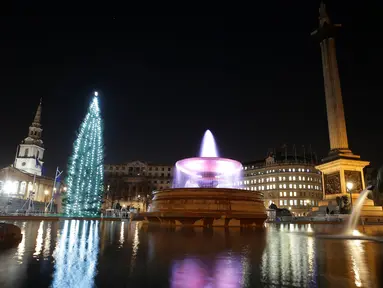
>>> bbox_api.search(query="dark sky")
[1,1,382,177]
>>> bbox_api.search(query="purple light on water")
[199,130,219,157]
[170,257,242,288]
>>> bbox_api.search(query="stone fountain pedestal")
[140,188,267,227]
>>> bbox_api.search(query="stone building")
[104,161,173,211]
[0,166,56,203]
[242,153,323,216]
[0,99,62,210]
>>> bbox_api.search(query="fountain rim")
[175,157,243,177]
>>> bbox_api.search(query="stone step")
[360,210,383,216]
[359,206,383,211]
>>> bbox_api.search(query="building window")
[289,192,292,196]
[279,200,283,206]
[290,200,293,206]
[293,192,297,197]
[284,200,287,205]
[294,200,297,206]
[20,181,27,194]
[24,148,29,157]
[283,192,287,197]
[279,192,283,197]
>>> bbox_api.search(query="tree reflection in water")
[51,220,99,288]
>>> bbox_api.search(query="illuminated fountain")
[173,130,242,189]
[141,130,267,227]
[316,186,383,242]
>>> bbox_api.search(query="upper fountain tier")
[174,130,243,188]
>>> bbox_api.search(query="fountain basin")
[140,188,267,227]
[175,157,242,188]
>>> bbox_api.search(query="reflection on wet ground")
[0,221,382,287]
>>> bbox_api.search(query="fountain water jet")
[199,129,219,157]
[346,188,372,233]
[317,185,383,242]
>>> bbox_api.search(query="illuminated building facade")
[0,99,61,206]
[0,166,57,203]
[242,154,323,216]
[104,161,173,211]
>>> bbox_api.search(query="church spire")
[14,98,45,176]
[32,98,42,128]
[25,98,44,146]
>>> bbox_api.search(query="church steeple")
[14,98,45,176]
[26,99,43,145]
[32,98,42,128]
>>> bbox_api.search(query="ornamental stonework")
[324,172,341,195]
[344,170,362,192]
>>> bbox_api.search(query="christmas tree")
[64,92,104,217]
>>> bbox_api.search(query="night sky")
[1,1,382,177]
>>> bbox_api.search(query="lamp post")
[346,182,353,210]
[44,190,49,207]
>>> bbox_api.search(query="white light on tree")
[63,93,104,217]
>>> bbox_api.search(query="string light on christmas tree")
[64,91,104,217]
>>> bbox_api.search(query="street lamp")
[346,182,353,209]
[44,190,49,206]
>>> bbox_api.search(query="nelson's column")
[312,3,371,212]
